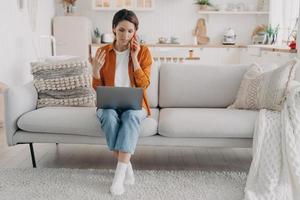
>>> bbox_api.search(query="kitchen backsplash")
[55,0,268,45]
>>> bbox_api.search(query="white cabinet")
[150,47,241,65]
[92,0,154,11]
[240,48,296,71]
[218,48,240,64]
[53,16,92,59]
[91,44,297,67]
[198,11,269,15]
[196,48,219,64]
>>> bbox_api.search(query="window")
[269,0,300,46]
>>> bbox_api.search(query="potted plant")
[266,24,279,45]
[93,28,101,44]
[194,0,211,11]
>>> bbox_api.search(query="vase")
[199,5,208,11]
[64,5,76,16]
[93,37,101,44]
[267,35,273,45]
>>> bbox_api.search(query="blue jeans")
[96,108,147,154]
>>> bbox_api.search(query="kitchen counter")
[91,43,297,53]
[91,43,246,48]
[248,44,297,53]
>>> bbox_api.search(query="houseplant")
[93,28,101,44]
[266,24,279,45]
[194,0,211,10]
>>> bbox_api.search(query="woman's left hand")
[130,36,140,59]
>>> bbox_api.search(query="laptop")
[96,86,143,110]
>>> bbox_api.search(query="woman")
[89,9,152,195]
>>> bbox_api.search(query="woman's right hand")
[89,49,106,79]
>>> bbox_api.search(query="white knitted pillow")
[229,58,298,111]
[31,59,95,108]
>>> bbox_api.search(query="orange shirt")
[92,43,153,116]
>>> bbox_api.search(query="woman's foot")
[124,162,135,185]
[110,162,127,195]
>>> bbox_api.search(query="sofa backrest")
[159,63,250,108]
[146,62,159,108]
[25,64,159,109]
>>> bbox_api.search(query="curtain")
[269,0,300,45]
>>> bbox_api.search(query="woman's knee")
[97,109,118,119]
[121,110,142,120]
[97,109,120,125]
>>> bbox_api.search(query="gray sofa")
[3,63,259,167]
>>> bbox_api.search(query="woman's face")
[113,20,136,46]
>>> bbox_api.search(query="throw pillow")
[31,58,95,108]
[229,58,298,111]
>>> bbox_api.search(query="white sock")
[124,162,135,185]
[110,162,127,196]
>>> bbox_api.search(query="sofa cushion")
[31,58,95,108]
[146,62,159,108]
[158,108,258,138]
[17,107,159,137]
[159,64,250,108]
[229,59,298,111]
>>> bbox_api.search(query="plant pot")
[199,4,208,10]
[267,35,273,45]
[64,5,76,16]
[93,37,101,44]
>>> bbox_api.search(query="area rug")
[0,168,247,200]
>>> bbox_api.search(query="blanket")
[244,82,300,200]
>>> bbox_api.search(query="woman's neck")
[114,40,129,52]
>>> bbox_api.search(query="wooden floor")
[0,128,252,172]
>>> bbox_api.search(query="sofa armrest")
[3,82,38,146]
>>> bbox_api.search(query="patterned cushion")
[229,59,298,111]
[31,59,95,108]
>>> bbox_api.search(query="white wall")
[0,0,56,87]
[55,0,268,45]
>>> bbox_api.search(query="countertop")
[91,43,297,53]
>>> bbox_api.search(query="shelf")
[92,0,154,11]
[92,7,154,11]
[198,11,269,15]
[91,43,297,54]
[91,43,247,48]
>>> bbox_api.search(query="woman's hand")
[89,49,106,79]
[130,35,140,59]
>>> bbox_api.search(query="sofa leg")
[29,143,37,168]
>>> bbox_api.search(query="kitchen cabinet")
[92,0,154,11]
[218,48,240,64]
[53,16,92,59]
[91,44,296,67]
[240,48,296,71]
[198,11,269,15]
[150,47,240,65]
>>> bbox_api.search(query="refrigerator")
[52,16,92,59]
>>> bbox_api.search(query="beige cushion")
[31,58,95,108]
[17,107,159,137]
[146,62,159,108]
[159,63,250,108]
[158,108,258,138]
[229,59,298,111]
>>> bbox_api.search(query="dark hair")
[112,9,139,32]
